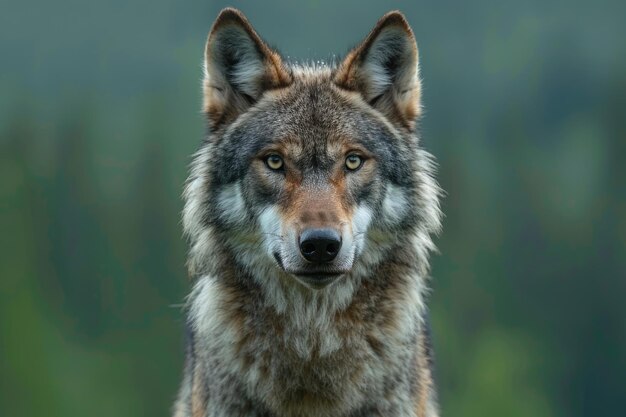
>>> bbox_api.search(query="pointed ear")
[334,11,421,131]
[203,8,292,129]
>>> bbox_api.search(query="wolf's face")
[184,9,440,292]
[215,82,412,289]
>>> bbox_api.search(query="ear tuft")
[334,11,421,130]
[203,8,291,129]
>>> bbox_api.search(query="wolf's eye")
[265,154,284,171]
[345,154,363,171]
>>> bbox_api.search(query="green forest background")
[1,0,625,416]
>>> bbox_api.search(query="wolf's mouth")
[273,252,349,288]
[289,270,348,289]
[292,270,346,276]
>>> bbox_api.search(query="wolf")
[174,7,443,417]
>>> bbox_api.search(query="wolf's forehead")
[276,78,344,119]
[224,71,392,166]
[261,77,371,142]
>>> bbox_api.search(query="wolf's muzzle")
[298,228,342,263]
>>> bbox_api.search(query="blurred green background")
[1,0,625,416]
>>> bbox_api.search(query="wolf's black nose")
[299,228,342,263]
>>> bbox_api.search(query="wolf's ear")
[203,8,292,129]
[334,11,421,131]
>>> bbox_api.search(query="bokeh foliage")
[1,1,625,416]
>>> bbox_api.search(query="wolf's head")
[184,9,441,295]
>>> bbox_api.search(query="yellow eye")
[265,154,284,170]
[345,154,363,171]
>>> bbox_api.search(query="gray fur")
[174,8,442,417]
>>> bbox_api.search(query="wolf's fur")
[174,8,442,417]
